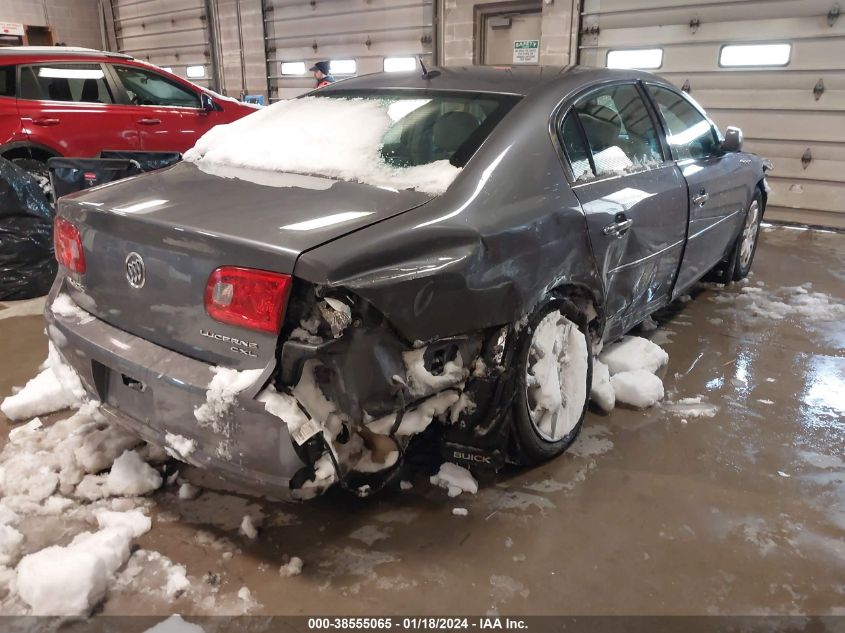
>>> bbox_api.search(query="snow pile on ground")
[106,450,163,496]
[591,336,669,410]
[16,508,152,615]
[184,96,461,195]
[1,342,85,420]
[279,556,303,577]
[711,282,845,323]
[430,463,478,497]
[194,367,263,430]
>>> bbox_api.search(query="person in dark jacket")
[310,61,335,89]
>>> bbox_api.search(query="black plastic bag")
[0,157,57,300]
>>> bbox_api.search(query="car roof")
[316,65,667,98]
[0,46,133,61]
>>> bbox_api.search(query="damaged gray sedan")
[46,66,768,498]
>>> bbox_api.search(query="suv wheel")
[512,297,592,464]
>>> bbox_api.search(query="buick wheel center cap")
[125,252,146,289]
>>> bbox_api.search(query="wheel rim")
[739,199,760,269]
[524,310,589,442]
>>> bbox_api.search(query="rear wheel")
[512,297,592,464]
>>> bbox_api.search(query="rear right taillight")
[54,216,86,274]
[204,266,292,333]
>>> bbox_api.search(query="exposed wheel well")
[1,144,58,164]
[756,179,767,212]
[551,283,604,352]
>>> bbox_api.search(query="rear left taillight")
[204,266,292,333]
[54,216,86,274]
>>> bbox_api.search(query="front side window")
[574,83,663,177]
[113,65,200,108]
[19,63,113,103]
[0,66,15,98]
[646,84,719,160]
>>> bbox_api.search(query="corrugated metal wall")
[580,0,845,229]
[264,0,435,101]
[110,0,216,88]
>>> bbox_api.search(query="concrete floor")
[1,224,843,616]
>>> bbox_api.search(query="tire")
[512,296,592,465]
[730,190,764,281]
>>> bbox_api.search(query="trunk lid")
[60,161,432,369]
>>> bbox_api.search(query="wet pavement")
[1,224,843,616]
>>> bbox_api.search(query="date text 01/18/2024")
[307,618,529,630]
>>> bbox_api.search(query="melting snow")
[194,367,263,430]
[430,462,478,497]
[599,336,669,375]
[185,96,461,195]
[1,342,85,420]
[279,556,303,577]
[610,370,664,409]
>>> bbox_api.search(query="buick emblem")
[125,252,145,289]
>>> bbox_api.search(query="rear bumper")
[45,278,304,496]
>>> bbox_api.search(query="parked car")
[0,46,256,181]
[44,66,768,498]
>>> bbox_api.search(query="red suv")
[0,47,256,179]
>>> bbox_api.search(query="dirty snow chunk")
[430,463,478,497]
[400,480,413,491]
[16,526,135,615]
[777,471,791,478]
[194,367,263,427]
[239,515,258,540]
[610,370,664,409]
[237,586,254,602]
[452,507,469,517]
[165,564,190,598]
[0,343,85,420]
[143,615,206,633]
[589,360,615,413]
[95,509,152,538]
[403,348,467,397]
[0,503,19,526]
[106,450,163,496]
[599,336,669,376]
[184,96,461,195]
[279,556,303,577]
[0,524,24,566]
[179,482,201,500]
[368,390,460,436]
[662,396,718,419]
[8,417,43,443]
[51,293,94,324]
[165,433,197,460]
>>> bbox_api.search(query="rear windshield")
[313,90,521,168]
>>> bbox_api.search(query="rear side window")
[559,112,592,181]
[646,84,719,160]
[113,65,200,108]
[574,83,663,177]
[0,66,15,97]
[19,63,114,103]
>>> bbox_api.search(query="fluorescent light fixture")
[38,67,104,79]
[606,48,663,69]
[720,43,791,67]
[281,61,306,75]
[330,59,356,75]
[281,211,372,231]
[186,65,205,78]
[383,56,416,72]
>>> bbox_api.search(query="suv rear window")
[315,90,521,168]
[19,63,114,103]
[0,66,14,97]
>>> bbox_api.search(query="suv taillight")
[204,267,292,333]
[54,217,86,274]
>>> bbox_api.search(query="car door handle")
[137,118,161,125]
[32,117,60,126]
[692,191,710,206]
[602,217,634,238]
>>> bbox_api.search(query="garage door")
[264,0,435,101]
[110,0,216,89]
[579,0,845,229]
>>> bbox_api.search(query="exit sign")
[513,39,539,64]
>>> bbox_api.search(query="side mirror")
[200,93,216,112]
[721,126,743,152]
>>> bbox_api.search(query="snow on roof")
[183,96,461,195]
